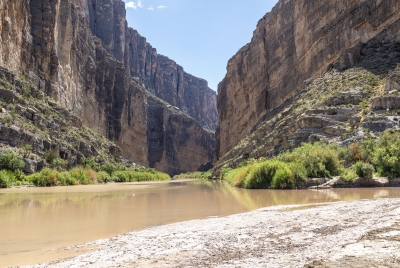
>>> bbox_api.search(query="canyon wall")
[217,0,400,159]
[85,0,217,131]
[0,0,216,175]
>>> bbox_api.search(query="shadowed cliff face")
[217,0,400,159]
[0,0,216,175]
[84,0,218,131]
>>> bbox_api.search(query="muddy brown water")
[1,179,399,267]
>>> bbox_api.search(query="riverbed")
[1,180,400,267]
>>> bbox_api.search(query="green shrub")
[340,167,358,182]
[112,171,130,182]
[80,158,100,171]
[44,150,58,164]
[28,168,59,187]
[51,158,68,170]
[372,130,400,178]
[354,162,374,179]
[100,163,118,175]
[57,171,77,186]
[0,170,16,188]
[224,160,306,189]
[0,150,25,171]
[70,168,97,185]
[97,171,111,183]
[278,142,340,178]
[173,171,212,179]
[271,166,294,189]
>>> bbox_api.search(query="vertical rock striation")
[217,0,400,159]
[85,0,218,131]
[0,0,216,175]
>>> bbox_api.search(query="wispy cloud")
[124,1,167,11]
[125,1,137,9]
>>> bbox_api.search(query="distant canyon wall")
[0,0,216,175]
[84,0,218,131]
[217,0,400,158]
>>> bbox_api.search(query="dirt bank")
[24,198,400,268]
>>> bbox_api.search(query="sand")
[24,198,400,268]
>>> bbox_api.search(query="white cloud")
[124,1,166,11]
[125,1,137,9]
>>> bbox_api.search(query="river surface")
[1,179,399,267]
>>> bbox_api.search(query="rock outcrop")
[216,0,400,172]
[0,0,216,175]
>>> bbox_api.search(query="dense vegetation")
[0,152,170,188]
[222,129,400,189]
[173,171,212,180]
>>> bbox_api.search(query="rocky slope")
[0,67,123,174]
[216,0,400,174]
[0,0,216,175]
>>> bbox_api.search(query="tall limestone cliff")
[84,0,217,131]
[216,0,400,171]
[0,0,216,175]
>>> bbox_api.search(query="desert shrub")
[20,144,33,158]
[97,171,112,183]
[70,168,97,185]
[57,171,77,186]
[271,166,294,189]
[114,163,127,171]
[220,167,233,179]
[349,143,363,163]
[360,138,376,163]
[224,164,253,187]
[28,168,59,187]
[340,167,358,182]
[224,160,306,189]
[153,171,170,181]
[80,158,100,171]
[0,170,16,188]
[354,162,374,179]
[112,171,130,182]
[0,150,25,172]
[100,163,118,175]
[372,130,400,178]
[51,158,68,170]
[173,171,212,179]
[278,142,340,178]
[44,150,58,164]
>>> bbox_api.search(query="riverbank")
[24,197,400,268]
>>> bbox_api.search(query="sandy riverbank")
[24,198,400,268]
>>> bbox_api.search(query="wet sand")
[23,198,400,268]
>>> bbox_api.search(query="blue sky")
[122,0,278,91]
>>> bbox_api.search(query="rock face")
[86,0,217,131]
[0,0,216,175]
[217,0,400,159]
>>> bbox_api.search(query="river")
[1,179,399,267]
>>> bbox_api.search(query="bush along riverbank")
[0,151,170,188]
[221,129,400,189]
[173,171,212,180]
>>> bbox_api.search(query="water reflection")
[0,180,399,267]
